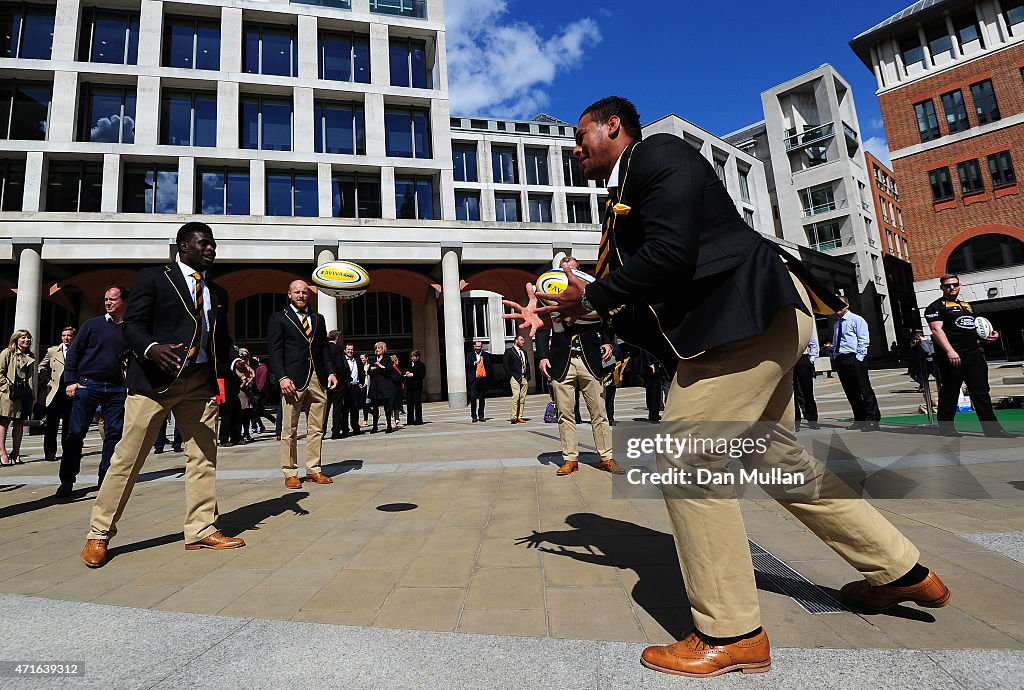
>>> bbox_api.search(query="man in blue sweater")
[58,286,130,497]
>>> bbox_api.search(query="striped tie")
[595,192,616,279]
[187,272,203,361]
[300,310,311,338]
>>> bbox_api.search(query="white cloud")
[864,136,892,169]
[446,0,601,118]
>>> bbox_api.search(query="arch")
[364,268,435,305]
[933,224,1024,277]
[463,267,538,302]
[216,268,305,304]
[53,268,140,314]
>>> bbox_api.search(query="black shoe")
[351,430,363,436]
[472,418,478,423]
[221,442,235,448]
[154,447,164,454]
[939,429,963,438]
[860,422,880,432]
[385,427,394,434]
[985,430,1017,439]
[55,483,73,498]
[608,420,616,426]
[330,434,342,440]
[172,445,184,453]
[575,417,583,424]
[846,422,863,430]
[807,422,820,430]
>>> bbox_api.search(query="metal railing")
[784,122,835,151]
[800,197,848,218]
[370,0,426,17]
[810,239,843,251]
[842,121,858,142]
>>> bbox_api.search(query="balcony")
[291,0,351,7]
[842,121,858,143]
[801,197,848,218]
[370,0,426,17]
[784,123,834,151]
[810,239,843,251]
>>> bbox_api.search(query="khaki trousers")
[281,372,327,477]
[88,367,220,543]
[551,356,613,462]
[509,377,528,421]
[659,274,920,636]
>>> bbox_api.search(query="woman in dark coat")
[366,341,397,433]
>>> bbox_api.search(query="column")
[423,289,442,401]
[318,163,333,217]
[316,249,339,334]
[135,76,161,146]
[23,152,44,212]
[13,245,42,347]
[177,157,195,214]
[138,0,164,67]
[381,166,396,218]
[365,92,386,157]
[221,8,243,73]
[294,87,315,154]
[52,0,82,62]
[101,154,121,213]
[217,81,239,149]
[944,16,962,58]
[250,159,266,215]
[487,294,506,356]
[441,248,467,407]
[297,14,318,79]
[48,72,79,142]
[369,24,390,87]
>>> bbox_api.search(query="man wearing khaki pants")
[268,280,337,489]
[503,335,531,424]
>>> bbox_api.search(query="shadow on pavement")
[219,492,311,535]
[321,459,364,477]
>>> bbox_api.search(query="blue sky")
[445,0,915,166]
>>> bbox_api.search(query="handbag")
[544,401,558,423]
[9,379,32,404]
[475,356,486,379]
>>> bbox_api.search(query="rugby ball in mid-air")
[535,269,601,324]
[312,261,370,299]
[975,316,994,340]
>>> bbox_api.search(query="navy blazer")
[267,308,334,391]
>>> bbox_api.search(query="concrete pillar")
[49,71,79,142]
[250,159,266,215]
[370,23,390,87]
[352,0,369,13]
[23,152,44,212]
[917,27,933,69]
[135,76,161,146]
[316,248,339,334]
[297,14,318,79]
[101,154,121,213]
[217,81,239,149]
[177,157,195,214]
[138,0,164,67]
[441,249,467,407]
[433,29,448,92]
[294,87,315,154]
[992,0,1010,42]
[14,245,42,347]
[381,166,396,218]
[365,92,385,157]
[52,0,82,62]
[422,289,442,401]
[317,163,333,217]
[221,8,243,73]
[487,294,506,355]
[944,15,962,58]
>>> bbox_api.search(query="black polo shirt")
[924,298,981,353]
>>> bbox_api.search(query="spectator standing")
[0,330,36,466]
[504,335,531,424]
[366,342,397,433]
[465,340,492,422]
[39,326,76,462]
[831,297,880,431]
[404,350,426,425]
[793,330,820,430]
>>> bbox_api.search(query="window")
[292,0,351,8]
[928,167,954,201]
[805,221,842,251]
[244,24,297,77]
[738,170,750,202]
[566,195,592,224]
[45,161,102,212]
[80,85,136,143]
[331,172,381,218]
[454,191,479,221]
[123,165,178,214]
[713,158,726,183]
[494,193,520,222]
[902,238,909,259]
[0,79,51,141]
[528,194,551,222]
[925,24,952,60]
[562,149,587,187]
[452,143,477,182]
[800,184,835,216]
[897,209,903,228]
[163,17,220,70]
[384,106,430,158]
[953,12,983,46]
[970,80,1000,125]
[0,4,55,59]
[947,234,1024,273]
[0,159,25,211]
[879,196,888,220]
[940,90,970,133]
[899,34,924,68]
[319,31,370,83]
[914,100,941,142]
[314,101,365,155]
[161,91,216,147]
[370,0,426,18]
[1004,0,1024,29]
[266,171,318,217]
[987,151,1016,188]
[240,96,291,151]
[525,148,549,185]
[886,230,894,253]
[389,37,427,88]
[79,9,139,65]
[395,176,434,219]
[743,209,755,228]
[462,299,488,341]
[492,146,518,184]
[957,159,984,195]
[196,168,250,215]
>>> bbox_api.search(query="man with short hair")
[39,326,76,462]
[504,334,531,424]
[333,342,364,436]
[831,297,880,431]
[793,330,820,430]
[404,349,426,425]
[465,341,491,422]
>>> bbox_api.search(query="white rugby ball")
[975,316,994,340]
[312,260,370,300]
[535,269,601,324]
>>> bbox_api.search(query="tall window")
[80,85,136,143]
[163,17,220,70]
[314,101,365,155]
[925,24,953,60]
[524,148,549,185]
[987,151,1016,188]
[1004,0,1024,29]
[957,159,984,195]
[389,37,427,88]
[384,106,430,158]
[45,162,102,212]
[738,170,751,202]
[743,209,755,228]
[953,12,984,47]
[462,299,488,342]
[970,80,1000,124]
[79,9,139,65]
[928,167,954,201]
[0,79,51,141]
[161,91,216,147]
[318,31,370,83]
[266,171,318,217]
[940,90,970,133]
[805,221,842,251]
[240,96,291,151]
[331,172,381,218]
[492,146,517,183]
[370,0,426,18]
[0,159,25,211]
[899,34,924,68]
[562,150,587,187]
[566,195,592,223]
[244,24,297,77]
[454,191,479,221]
[494,193,520,222]
[913,100,940,142]
[0,4,55,59]
[395,176,434,219]
[528,194,552,222]
[713,158,726,183]
[123,165,178,214]
[452,143,477,182]
[196,168,250,215]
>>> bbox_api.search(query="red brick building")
[851,0,1024,358]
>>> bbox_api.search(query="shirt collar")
[290,304,309,316]
[607,155,623,191]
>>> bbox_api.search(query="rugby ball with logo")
[312,261,370,300]
[535,269,600,324]
[974,316,994,340]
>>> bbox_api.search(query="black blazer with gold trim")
[267,307,334,391]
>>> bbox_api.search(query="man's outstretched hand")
[535,270,588,323]
[502,282,550,337]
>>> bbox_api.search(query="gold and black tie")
[187,272,203,361]
[596,189,617,279]
[300,310,311,338]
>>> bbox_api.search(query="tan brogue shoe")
[556,460,579,476]
[517,418,528,423]
[81,539,108,568]
[840,569,951,611]
[185,531,245,551]
[598,458,627,475]
[305,472,333,485]
[641,629,771,677]
[284,475,303,489]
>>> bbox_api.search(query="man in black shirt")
[925,273,1012,438]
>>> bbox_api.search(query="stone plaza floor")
[0,365,1022,688]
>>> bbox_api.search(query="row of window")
[2,7,432,89]
[454,144,590,187]
[928,151,1016,202]
[453,192,595,224]
[884,229,909,261]
[914,79,1000,143]
[897,1,1023,74]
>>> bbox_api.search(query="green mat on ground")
[861,408,1024,432]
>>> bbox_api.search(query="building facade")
[850,0,1024,359]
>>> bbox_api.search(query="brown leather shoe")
[185,531,245,551]
[598,458,627,475]
[840,569,951,611]
[556,460,578,476]
[305,472,333,485]
[517,418,528,423]
[641,630,771,677]
[284,476,303,489]
[82,539,108,568]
